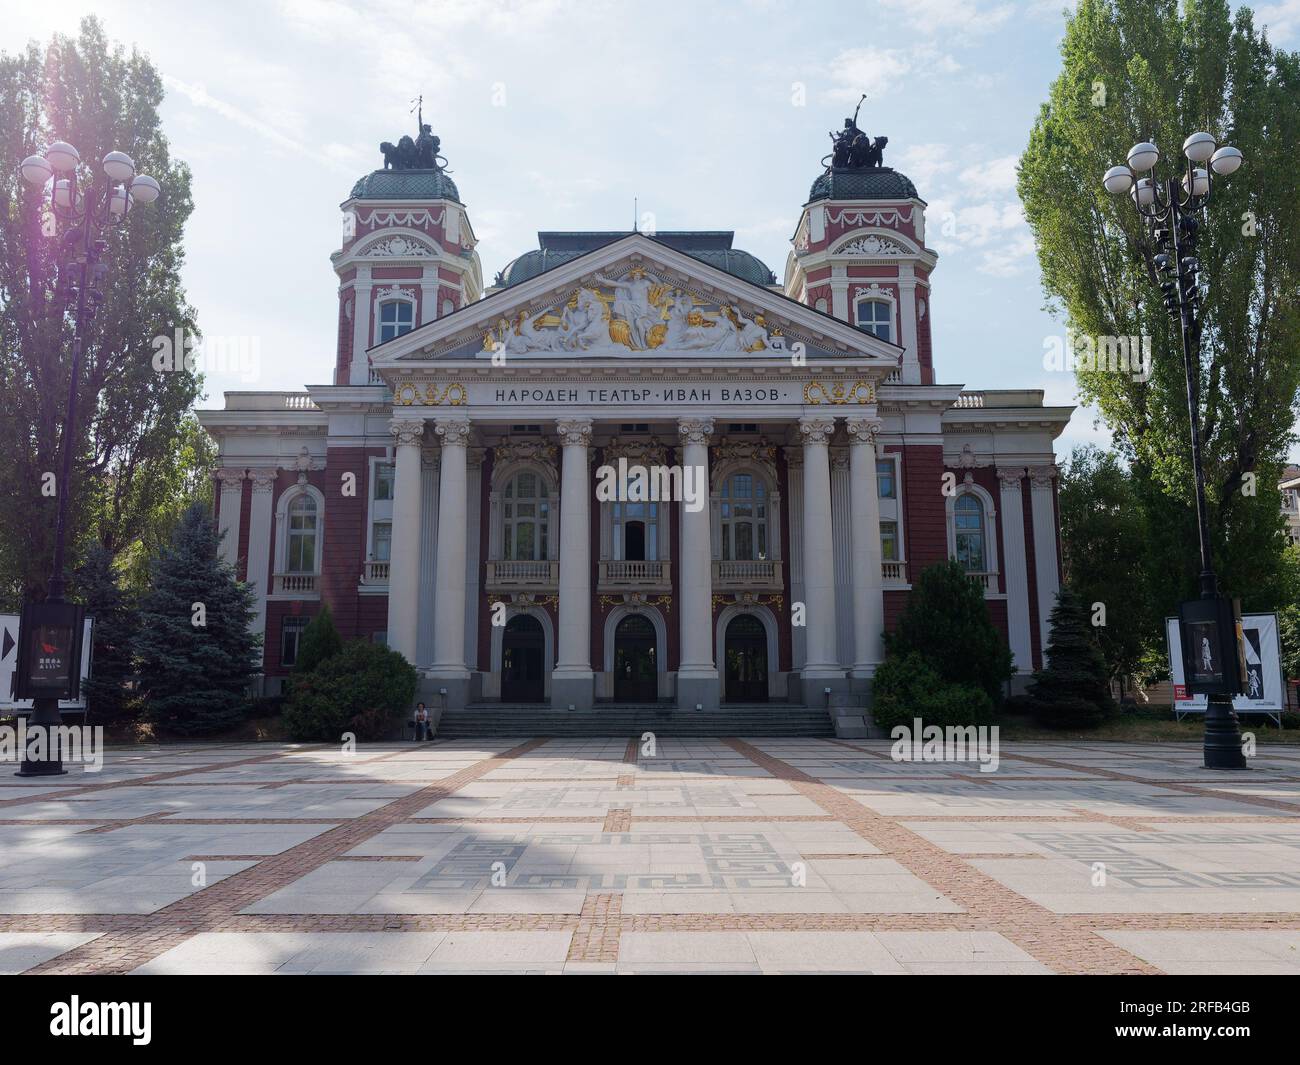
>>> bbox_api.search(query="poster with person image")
[1166,613,1283,714]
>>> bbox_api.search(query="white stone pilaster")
[677,418,718,708]
[847,418,886,677]
[1028,465,1062,663]
[799,417,844,683]
[431,418,472,689]
[244,468,277,657]
[349,266,372,385]
[997,467,1034,674]
[553,418,594,709]
[898,264,921,384]
[386,418,425,664]
[215,468,244,569]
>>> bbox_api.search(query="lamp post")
[1102,132,1246,770]
[15,142,161,775]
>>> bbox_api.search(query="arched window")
[953,493,986,572]
[613,500,658,560]
[378,299,414,342]
[286,494,319,573]
[855,298,892,341]
[503,470,550,560]
[720,472,768,561]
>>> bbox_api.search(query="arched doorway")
[501,614,545,703]
[613,613,657,703]
[724,614,768,703]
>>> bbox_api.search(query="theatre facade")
[197,119,1071,717]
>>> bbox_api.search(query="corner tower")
[784,117,937,384]
[331,121,483,385]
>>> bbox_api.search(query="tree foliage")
[295,603,342,675]
[1027,588,1118,729]
[0,16,207,608]
[886,560,1015,701]
[1018,0,1300,609]
[135,502,257,735]
[72,542,138,725]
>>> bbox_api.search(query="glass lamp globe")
[129,175,161,203]
[1210,146,1243,175]
[1102,165,1134,195]
[1183,132,1217,163]
[1127,142,1160,173]
[1183,168,1210,197]
[109,186,134,216]
[1132,177,1156,207]
[45,141,80,172]
[52,179,74,208]
[20,154,53,186]
[102,151,135,182]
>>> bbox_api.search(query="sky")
[5,0,1299,461]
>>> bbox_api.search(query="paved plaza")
[1,737,1299,974]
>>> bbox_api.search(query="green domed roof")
[347,169,461,203]
[497,232,776,289]
[808,167,919,204]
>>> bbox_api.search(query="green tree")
[1058,445,1159,679]
[1028,588,1118,729]
[886,559,1015,701]
[295,603,343,675]
[0,16,205,608]
[135,502,258,735]
[283,640,418,742]
[1018,0,1300,612]
[72,543,138,725]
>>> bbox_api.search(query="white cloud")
[1255,0,1300,42]
[878,0,1014,35]
[957,154,1020,199]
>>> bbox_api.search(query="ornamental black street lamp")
[1102,132,1247,770]
[14,142,161,775]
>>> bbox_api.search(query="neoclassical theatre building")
[197,117,1071,719]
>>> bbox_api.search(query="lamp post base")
[1202,693,1247,770]
[15,697,66,777]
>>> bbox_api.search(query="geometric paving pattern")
[1,737,1298,973]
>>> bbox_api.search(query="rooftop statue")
[823,94,888,171]
[379,96,450,171]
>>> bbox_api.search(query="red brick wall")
[335,289,353,385]
[1022,481,1042,669]
[901,444,948,575]
[320,446,387,642]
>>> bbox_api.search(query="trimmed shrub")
[282,640,418,742]
[1027,587,1117,730]
[295,604,343,675]
[872,651,996,732]
[888,560,1014,701]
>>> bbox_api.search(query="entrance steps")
[434,703,835,738]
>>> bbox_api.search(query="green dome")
[497,232,776,289]
[347,169,461,203]
[807,167,919,204]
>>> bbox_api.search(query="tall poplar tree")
[1018,0,1300,614]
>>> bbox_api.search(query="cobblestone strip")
[22,738,551,975]
[602,808,632,832]
[723,739,1160,975]
[623,739,639,765]
[565,893,623,962]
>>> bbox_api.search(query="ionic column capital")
[556,417,594,448]
[389,417,426,448]
[677,417,714,446]
[798,415,836,446]
[433,417,472,448]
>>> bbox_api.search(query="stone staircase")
[433,703,836,738]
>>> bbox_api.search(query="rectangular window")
[373,463,394,501]
[281,616,310,667]
[880,521,899,562]
[371,521,392,561]
[877,459,896,499]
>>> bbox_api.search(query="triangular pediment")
[369,233,902,370]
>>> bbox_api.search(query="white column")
[1029,465,1062,662]
[386,418,425,663]
[799,416,844,684]
[215,468,244,568]
[898,264,921,384]
[997,467,1034,674]
[419,265,438,326]
[349,267,372,385]
[553,418,594,709]
[244,468,277,661]
[677,418,718,709]
[431,418,472,695]
[830,267,849,322]
[846,418,885,677]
